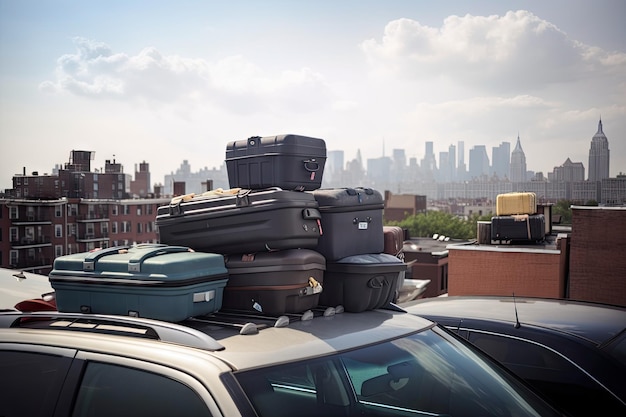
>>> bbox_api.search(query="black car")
[404,296,626,416]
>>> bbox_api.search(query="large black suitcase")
[156,188,322,254]
[223,249,325,315]
[49,244,229,322]
[491,214,546,242]
[226,134,326,191]
[319,253,407,313]
[311,187,384,261]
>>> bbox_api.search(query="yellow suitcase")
[496,192,537,215]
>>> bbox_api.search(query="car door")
[51,351,226,417]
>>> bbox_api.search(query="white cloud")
[39,37,332,115]
[360,10,626,94]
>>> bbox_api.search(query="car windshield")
[235,325,561,417]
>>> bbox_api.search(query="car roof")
[405,296,626,345]
[205,309,433,369]
[0,308,435,371]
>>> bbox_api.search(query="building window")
[93,183,98,191]
[111,222,118,234]
[147,205,153,215]
[137,223,143,233]
[55,206,62,217]
[137,206,142,216]
[86,224,95,238]
[55,224,63,238]
[9,206,18,220]
[10,227,18,243]
[123,205,130,215]
[24,177,28,185]
[67,223,76,237]
[55,245,63,257]
[122,221,131,233]
[10,250,18,266]
[112,205,118,216]
[93,173,98,182]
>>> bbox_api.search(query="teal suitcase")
[49,244,229,322]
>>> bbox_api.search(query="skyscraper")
[457,141,466,181]
[421,141,437,172]
[491,142,511,180]
[588,119,610,181]
[468,145,490,179]
[448,144,457,181]
[510,135,527,182]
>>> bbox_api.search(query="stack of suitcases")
[49,133,407,321]
[491,192,546,243]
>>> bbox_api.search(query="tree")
[552,200,573,225]
[387,211,491,240]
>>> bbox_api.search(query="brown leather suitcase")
[383,226,405,258]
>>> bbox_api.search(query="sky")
[1,0,625,190]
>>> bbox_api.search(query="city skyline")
[1,1,625,190]
[2,118,614,196]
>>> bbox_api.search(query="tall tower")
[491,141,511,179]
[468,145,490,179]
[510,135,527,182]
[588,118,610,181]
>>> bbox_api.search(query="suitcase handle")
[368,275,388,289]
[303,159,320,172]
[83,246,131,271]
[302,208,321,220]
[127,245,193,273]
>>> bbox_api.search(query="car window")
[71,362,213,417]
[235,327,562,417]
[0,351,72,417]
[469,332,625,415]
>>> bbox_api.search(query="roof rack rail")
[0,312,224,351]
[187,306,344,335]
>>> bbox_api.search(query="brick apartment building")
[1,150,169,275]
[0,197,169,275]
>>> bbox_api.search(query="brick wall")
[448,247,564,298]
[569,207,626,306]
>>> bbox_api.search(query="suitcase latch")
[193,290,215,303]
[236,189,251,207]
[354,217,371,230]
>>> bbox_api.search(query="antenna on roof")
[512,292,521,329]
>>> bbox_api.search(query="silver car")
[0,304,566,417]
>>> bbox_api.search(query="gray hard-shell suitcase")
[156,188,322,254]
[311,187,385,261]
[226,134,326,191]
[491,214,545,242]
[49,244,229,322]
[319,253,407,313]
[223,249,325,315]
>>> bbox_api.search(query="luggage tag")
[301,277,323,296]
